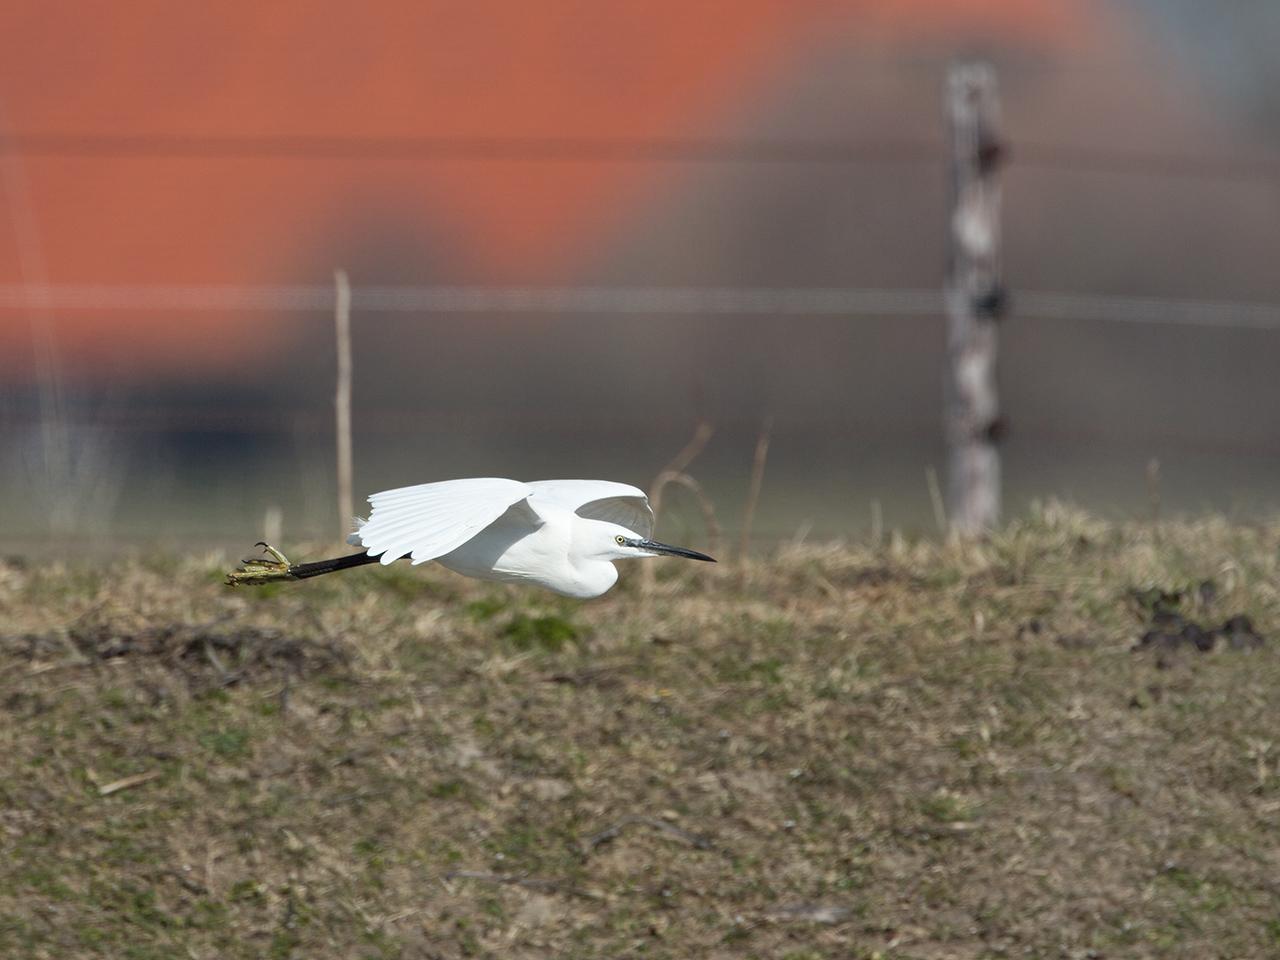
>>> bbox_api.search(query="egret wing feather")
[356,478,533,565]
[527,479,653,538]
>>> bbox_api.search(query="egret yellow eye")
[615,535,626,545]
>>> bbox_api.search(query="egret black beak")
[638,539,717,562]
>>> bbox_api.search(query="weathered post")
[944,62,1006,536]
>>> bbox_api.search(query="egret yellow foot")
[225,542,298,586]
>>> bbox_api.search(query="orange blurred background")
[5,1,1280,546]
[0,1,1085,375]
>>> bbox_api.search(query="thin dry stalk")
[926,465,947,537]
[642,422,714,591]
[648,420,713,518]
[263,505,283,544]
[334,268,354,544]
[651,470,721,560]
[96,770,160,797]
[581,815,716,854]
[1146,457,1161,525]
[737,417,773,566]
[442,870,603,901]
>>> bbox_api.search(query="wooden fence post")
[944,62,1006,536]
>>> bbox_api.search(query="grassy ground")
[2,504,1279,959]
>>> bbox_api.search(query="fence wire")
[3,134,1278,184]
[2,283,1280,330]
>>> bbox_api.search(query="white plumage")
[345,477,709,598]
[352,478,535,565]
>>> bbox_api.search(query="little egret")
[226,478,714,598]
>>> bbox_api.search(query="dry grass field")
[3,504,1279,959]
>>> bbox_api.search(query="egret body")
[227,478,714,597]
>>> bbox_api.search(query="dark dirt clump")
[6,616,349,688]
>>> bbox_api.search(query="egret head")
[586,521,716,564]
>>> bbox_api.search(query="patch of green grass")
[427,778,468,800]
[24,868,75,901]
[269,927,302,959]
[199,726,251,760]
[370,563,441,603]
[1266,918,1280,945]
[465,596,508,621]
[501,612,579,652]
[717,655,785,686]
[227,878,266,903]
[488,823,543,865]
[82,881,177,933]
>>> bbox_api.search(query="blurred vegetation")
[2,504,1279,958]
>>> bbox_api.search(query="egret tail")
[225,542,380,586]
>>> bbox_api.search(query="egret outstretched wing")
[231,474,708,596]
[356,478,533,565]
[527,479,653,538]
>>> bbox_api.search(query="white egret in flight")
[227,478,714,598]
